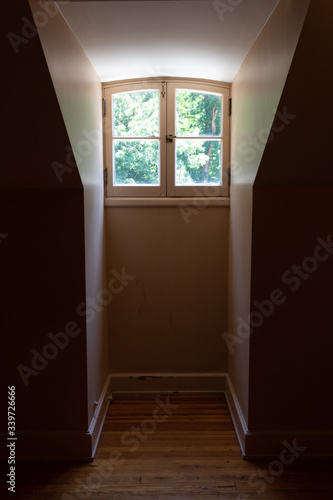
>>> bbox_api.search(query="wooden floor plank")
[1,394,332,499]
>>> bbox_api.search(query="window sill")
[104,197,230,208]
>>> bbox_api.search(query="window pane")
[176,90,222,137]
[113,91,159,137]
[175,139,222,186]
[113,140,159,186]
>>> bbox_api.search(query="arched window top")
[103,78,230,198]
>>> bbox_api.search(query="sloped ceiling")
[56,0,279,83]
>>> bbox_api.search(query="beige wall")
[229,0,310,427]
[105,205,229,381]
[29,0,109,428]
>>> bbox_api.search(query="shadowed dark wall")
[229,0,333,457]
[228,0,310,438]
[250,0,333,435]
[0,0,89,459]
[29,0,109,439]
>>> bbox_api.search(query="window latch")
[166,134,176,143]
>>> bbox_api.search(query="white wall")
[29,0,109,427]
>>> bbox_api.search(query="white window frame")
[103,77,230,198]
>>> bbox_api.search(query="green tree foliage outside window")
[176,90,222,185]
[114,140,159,185]
[112,89,222,186]
[113,90,159,137]
[113,91,159,186]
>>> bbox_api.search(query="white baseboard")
[110,372,227,394]
[4,373,332,460]
[225,374,247,457]
[89,373,112,458]
[225,375,333,459]
[1,375,112,461]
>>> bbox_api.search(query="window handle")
[166,134,177,143]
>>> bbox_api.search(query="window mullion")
[166,83,176,197]
[159,83,167,197]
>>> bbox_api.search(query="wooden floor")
[3,394,333,499]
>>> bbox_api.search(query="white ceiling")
[57,0,279,83]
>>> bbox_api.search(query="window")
[103,78,230,197]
